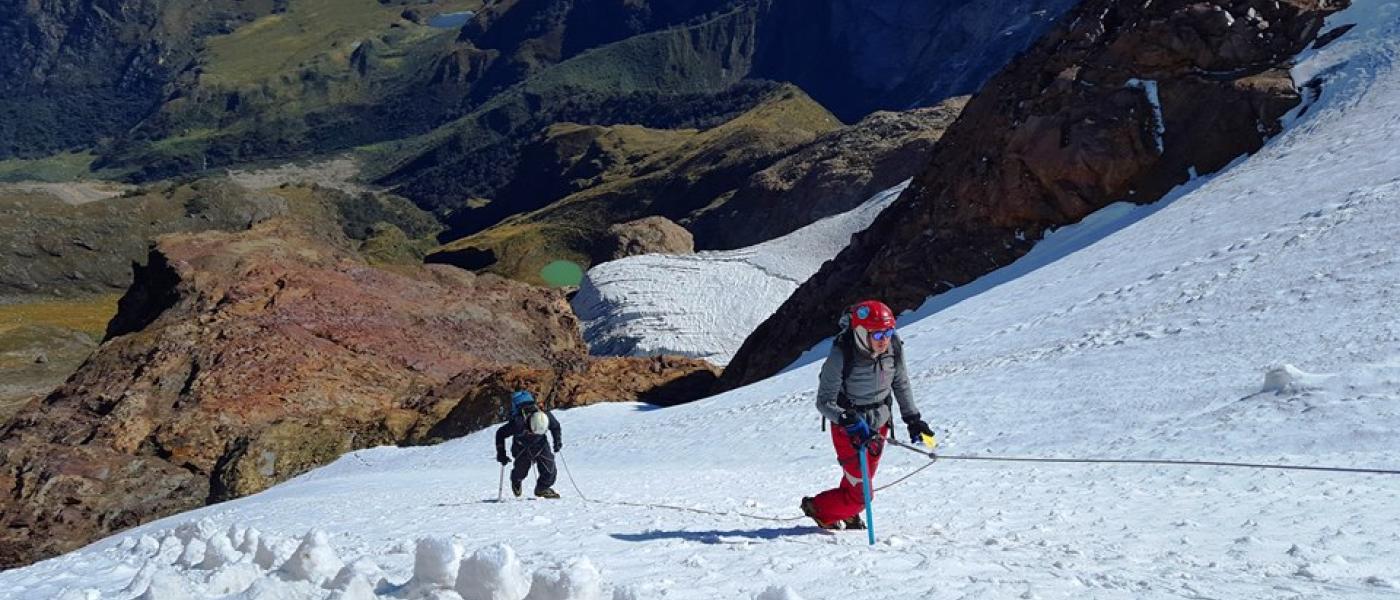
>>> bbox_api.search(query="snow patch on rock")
[574,181,907,365]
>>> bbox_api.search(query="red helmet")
[849,300,895,331]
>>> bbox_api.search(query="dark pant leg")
[533,448,557,491]
[510,451,533,484]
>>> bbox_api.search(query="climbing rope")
[545,438,1400,525]
[882,437,1400,476]
[558,450,807,522]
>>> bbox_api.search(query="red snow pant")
[810,424,889,524]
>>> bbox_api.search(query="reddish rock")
[0,219,715,567]
[410,355,719,441]
[720,0,1347,389]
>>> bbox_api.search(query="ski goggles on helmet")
[869,329,895,342]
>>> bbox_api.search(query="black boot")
[511,481,522,497]
[535,488,560,499]
[800,497,836,529]
[841,514,866,530]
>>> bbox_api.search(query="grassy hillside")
[0,154,108,183]
[370,5,773,217]
[428,84,840,285]
[200,0,480,85]
[0,295,117,422]
[100,0,482,181]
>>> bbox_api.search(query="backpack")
[517,402,551,436]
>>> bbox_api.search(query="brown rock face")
[685,97,967,250]
[598,217,696,261]
[719,0,1347,389]
[410,356,721,441]
[0,219,715,567]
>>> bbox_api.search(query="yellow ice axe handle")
[921,433,938,450]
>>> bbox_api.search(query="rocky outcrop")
[720,0,1349,389]
[0,219,715,568]
[410,356,721,442]
[685,97,966,250]
[598,217,696,261]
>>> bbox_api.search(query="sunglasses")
[869,329,895,342]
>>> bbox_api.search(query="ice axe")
[858,442,875,546]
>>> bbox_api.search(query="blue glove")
[841,414,874,445]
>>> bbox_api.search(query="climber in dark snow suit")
[801,300,935,529]
[495,390,563,499]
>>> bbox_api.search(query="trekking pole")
[858,443,875,546]
[497,463,506,502]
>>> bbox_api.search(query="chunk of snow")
[1365,575,1396,588]
[1261,364,1329,393]
[198,532,242,570]
[174,518,219,544]
[122,562,158,597]
[175,538,206,569]
[135,572,193,600]
[330,557,385,591]
[133,535,161,558]
[523,558,602,600]
[456,543,529,600]
[206,562,264,595]
[276,529,344,586]
[229,578,317,599]
[402,536,464,594]
[154,535,182,565]
[228,524,248,548]
[239,527,262,555]
[611,586,641,600]
[328,576,380,600]
[754,585,806,600]
[254,534,287,570]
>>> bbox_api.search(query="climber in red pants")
[801,300,935,529]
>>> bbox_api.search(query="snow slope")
[572,182,907,366]
[7,4,1400,599]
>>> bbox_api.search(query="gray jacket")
[815,339,919,430]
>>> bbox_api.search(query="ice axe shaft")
[859,443,875,546]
